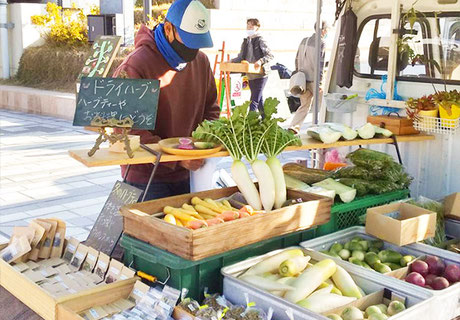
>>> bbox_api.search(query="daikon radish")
[252,159,276,212]
[297,293,356,313]
[284,259,337,303]
[240,275,296,292]
[279,255,311,277]
[242,249,305,276]
[331,265,362,299]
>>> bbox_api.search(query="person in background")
[289,21,328,133]
[113,0,219,201]
[232,18,274,117]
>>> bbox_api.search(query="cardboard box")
[365,203,436,246]
[444,192,460,220]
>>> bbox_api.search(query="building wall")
[0,3,45,78]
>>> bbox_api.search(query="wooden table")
[69,134,435,168]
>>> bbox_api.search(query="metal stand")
[139,144,162,202]
[391,135,403,165]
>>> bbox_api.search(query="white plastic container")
[300,226,460,319]
[222,247,436,320]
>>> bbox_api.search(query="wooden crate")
[0,244,137,320]
[219,62,262,74]
[120,187,332,261]
[56,279,137,320]
[367,115,419,135]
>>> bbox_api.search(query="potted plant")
[406,94,438,130]
[433,90,460,128]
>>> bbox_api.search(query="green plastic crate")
[316,189,410,236]
[121,228,316,300]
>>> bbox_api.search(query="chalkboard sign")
[79,35,122,80]
[74,77,160,130]
[85,181,142,256]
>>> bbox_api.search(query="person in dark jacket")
[289,21,328,132]
[232,18,274,116]
[113,0,219,201]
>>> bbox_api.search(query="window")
[355,17,392,76]
[354,13,460,83]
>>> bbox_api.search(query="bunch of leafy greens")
[261,97,302,157]
[193,98,300,161]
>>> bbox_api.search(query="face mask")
[247,29,256,37]
[170,32,199,62]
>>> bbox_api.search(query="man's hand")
[180,159,205,171]
[254,60,261,69]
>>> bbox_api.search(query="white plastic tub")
[222,247,436,320]
[300,226,460,319]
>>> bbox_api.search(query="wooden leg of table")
[224,71,232,118]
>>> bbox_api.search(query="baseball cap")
[166,0,213,49]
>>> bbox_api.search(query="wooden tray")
[56,280,137,320]
[158,138,222,156]
[0,244,137,320]
[120,187,332,261]
[220,62,263,74]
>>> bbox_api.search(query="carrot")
[238,212,251,218]
[194,205,218,217]
[239,205,254,215]
[251,210,265,215]
[217,211,240,221]
[206,218,225,226]
[182,204,198,212]
[176,219,184,227]
[187,220,208,229]
[323,162,347,171]
[164,206,197,222]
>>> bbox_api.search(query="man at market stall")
[113,0,219,200]
[289,21,328,133]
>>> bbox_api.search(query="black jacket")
[232,35,274,65]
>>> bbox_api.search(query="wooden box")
[120,187,332,261]
[367,115,419,135]
[56,279,137,320]
[365,203,436,246]
[0,243,137,320]
[444,192,460,220]
[220,62,263,74]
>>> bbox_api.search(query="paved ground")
[0,109,311,243]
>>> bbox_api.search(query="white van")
[325,0,460,199]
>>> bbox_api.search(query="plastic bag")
[325,149,345,163]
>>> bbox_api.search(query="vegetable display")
[306,122,393,144]
[238,249,365,314]
[320,236,415,274]
[326,299,406,320]
[333,149,412,196]
[193,99,300,212]
[161,197,264,229]
[405,255,459,290]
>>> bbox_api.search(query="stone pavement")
[0,109,120,243]
[0,109,312,244]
